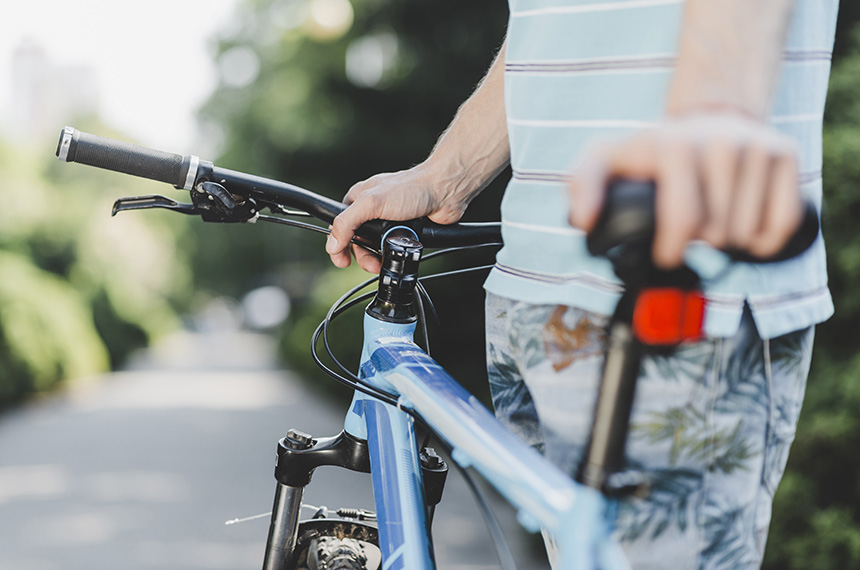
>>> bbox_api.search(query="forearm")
[422,39,510,204]
[667,0,795,118]
[326,40,510,270]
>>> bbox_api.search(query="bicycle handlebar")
[56,127,502,249]
[209,165,502,248]
[56,127,819,262]
[588,179,820,265]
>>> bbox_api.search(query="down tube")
[359,321,627,569]
[359,393,434,570]
[362,340,583,536]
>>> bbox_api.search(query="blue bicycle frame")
[53,127,635,570]
[54,128,820,570]
[344,314,631,570]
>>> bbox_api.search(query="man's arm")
[569,0,800,268]
[667,0,792,117]
[327,40,510,272]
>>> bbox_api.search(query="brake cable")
[312,247,518,570]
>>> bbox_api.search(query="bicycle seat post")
[576,293,642,493]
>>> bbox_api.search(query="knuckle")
[431,206,464,225]
[677,217,701,242]
[701,224,729,249]
[729,222,756,248]
[329,215,345,235]
[652,242,682,269]
[746,139,772,162]
[346,180,367,201]
[332,212,353,234]
[749,236,781,258]
[775,150,799,175]
[704,135,740,166]
[360,189,383,210]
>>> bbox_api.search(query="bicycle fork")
[260,406,450,570]
[261,429,372,570]
[262,227,447,570]
[263,483,303,570]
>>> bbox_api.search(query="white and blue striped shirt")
[485,0,838,338]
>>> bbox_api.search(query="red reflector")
[633,288,706,346]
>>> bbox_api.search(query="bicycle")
[55,126,819,570]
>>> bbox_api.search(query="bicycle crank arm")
[112,195,198,216]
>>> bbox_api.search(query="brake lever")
[191,181,260,223]
[112,195,198,216]
[112,183,262,224]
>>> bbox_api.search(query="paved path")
[0,329,548,570]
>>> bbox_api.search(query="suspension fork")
[261,430,371,570]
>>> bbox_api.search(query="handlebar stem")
[366,228,424,323]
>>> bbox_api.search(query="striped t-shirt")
[484,0,838,339]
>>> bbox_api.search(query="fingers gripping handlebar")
[209,165,502,248]
[587,179,820,348]
[56,127,502,250]
[588,179,820,267]
[576,182,820,493]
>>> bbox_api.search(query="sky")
[0,0,241,153]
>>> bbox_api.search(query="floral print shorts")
[485,292,814,570]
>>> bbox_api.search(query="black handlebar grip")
[588,179,820,264]
[56,126,198,190]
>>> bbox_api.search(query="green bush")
[0,129,191,404]
[762,27,860,570]
[0,252,108,400]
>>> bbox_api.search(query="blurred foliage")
[0,121,192,406]
[0,251,106,400]
[763,25,860,570]
[834,2,860,61]
[279,262,369,401]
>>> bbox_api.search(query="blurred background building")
[6,40,98,141]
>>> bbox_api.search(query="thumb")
[326,209,362,268]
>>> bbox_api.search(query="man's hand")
[325,163,473,273]
[568,113,802,268]
[570,0,799,268]
[326,39,510,273]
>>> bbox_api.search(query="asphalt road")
[0,328,548,570]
